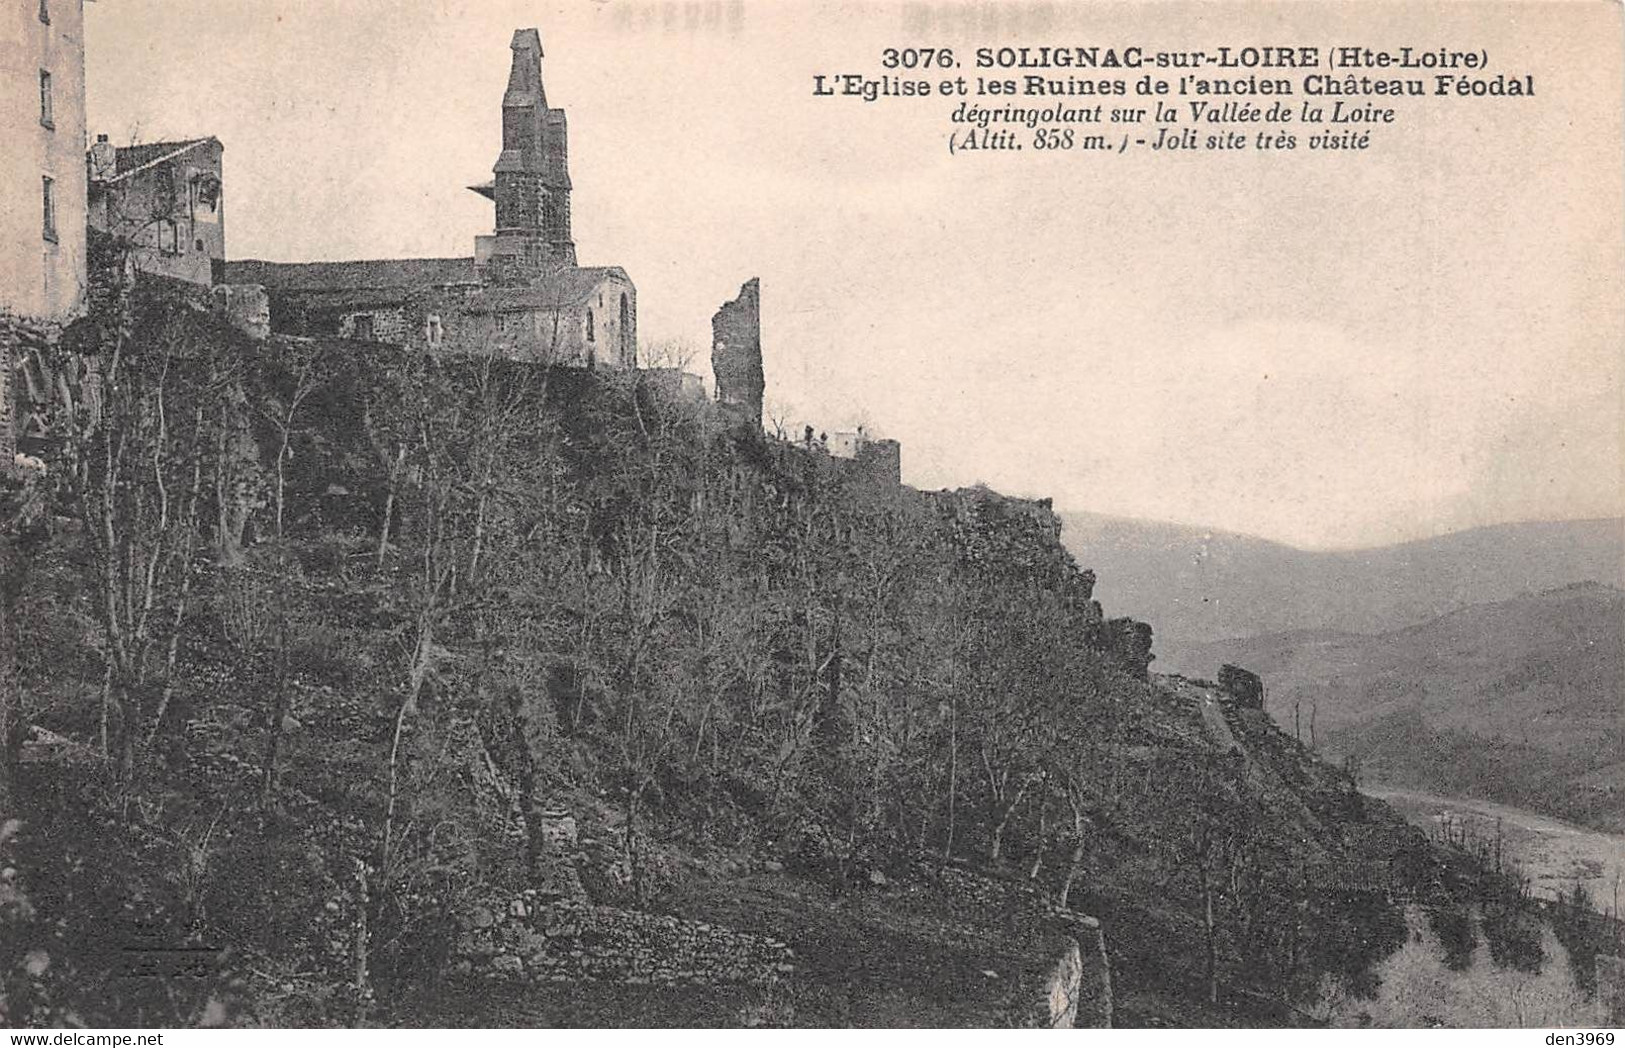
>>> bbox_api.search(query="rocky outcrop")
[1218,663,1263,709]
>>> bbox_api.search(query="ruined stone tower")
[711,278,764,425]
[472,29,576,282]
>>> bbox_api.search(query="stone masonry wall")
[458,894,794,988]
[711,277,763,426]
[913,861,1113,1027]
[1041,939,1085,1027]
[912,860,1058,921]
[339,307,410,345]
[1,314,65,460]
[853,437,902,486]
[1023,918,1112,1028]
[0,321,16,462]
[1073,917,1114,1028]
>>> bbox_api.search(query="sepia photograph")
[0,0,1621,1033]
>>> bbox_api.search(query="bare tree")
[762,397,795,441]
[258,341,325,539]
[49,263,233,792]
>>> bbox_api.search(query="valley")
[1364,787,1625,905]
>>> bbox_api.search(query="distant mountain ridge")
[1177,582,1625,831]
[1057,513,1623,672]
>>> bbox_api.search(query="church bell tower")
[471,29,577,282]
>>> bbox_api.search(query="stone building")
[2,0,91,459]
[229,259,635,368]
[830,426,903,487]
[413,270,636,367]
[87,135,225,287]
[1,0,88,324]
[711,277,763,424]
[224,257,479,338]
[227,28,636,369]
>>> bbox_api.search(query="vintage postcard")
[0,0,1620,1033]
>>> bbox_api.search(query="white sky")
[85,0,1624,549]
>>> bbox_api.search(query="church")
[228,29,637,368]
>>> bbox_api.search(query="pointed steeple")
[496,29,546,174]
[476,27,576,277]
[503,30,545,119]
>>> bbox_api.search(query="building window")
[495,313,510,334]
[353,314,375,342]
[41,176,56,242]
[425,314,443,348]
[39,0,50,24]
[190,173,221,215]
[585,309,595,343]
[158,220,179,255]
[39,71,53,129]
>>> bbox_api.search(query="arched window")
[585,308,595,343]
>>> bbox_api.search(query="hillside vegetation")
[0,286,1611,1027]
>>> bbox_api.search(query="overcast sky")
[85,0,1623,549]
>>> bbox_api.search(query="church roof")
[225,257,480,293]
[102,137,220,184]
[449,267,632,312]
[220,261,631,316]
